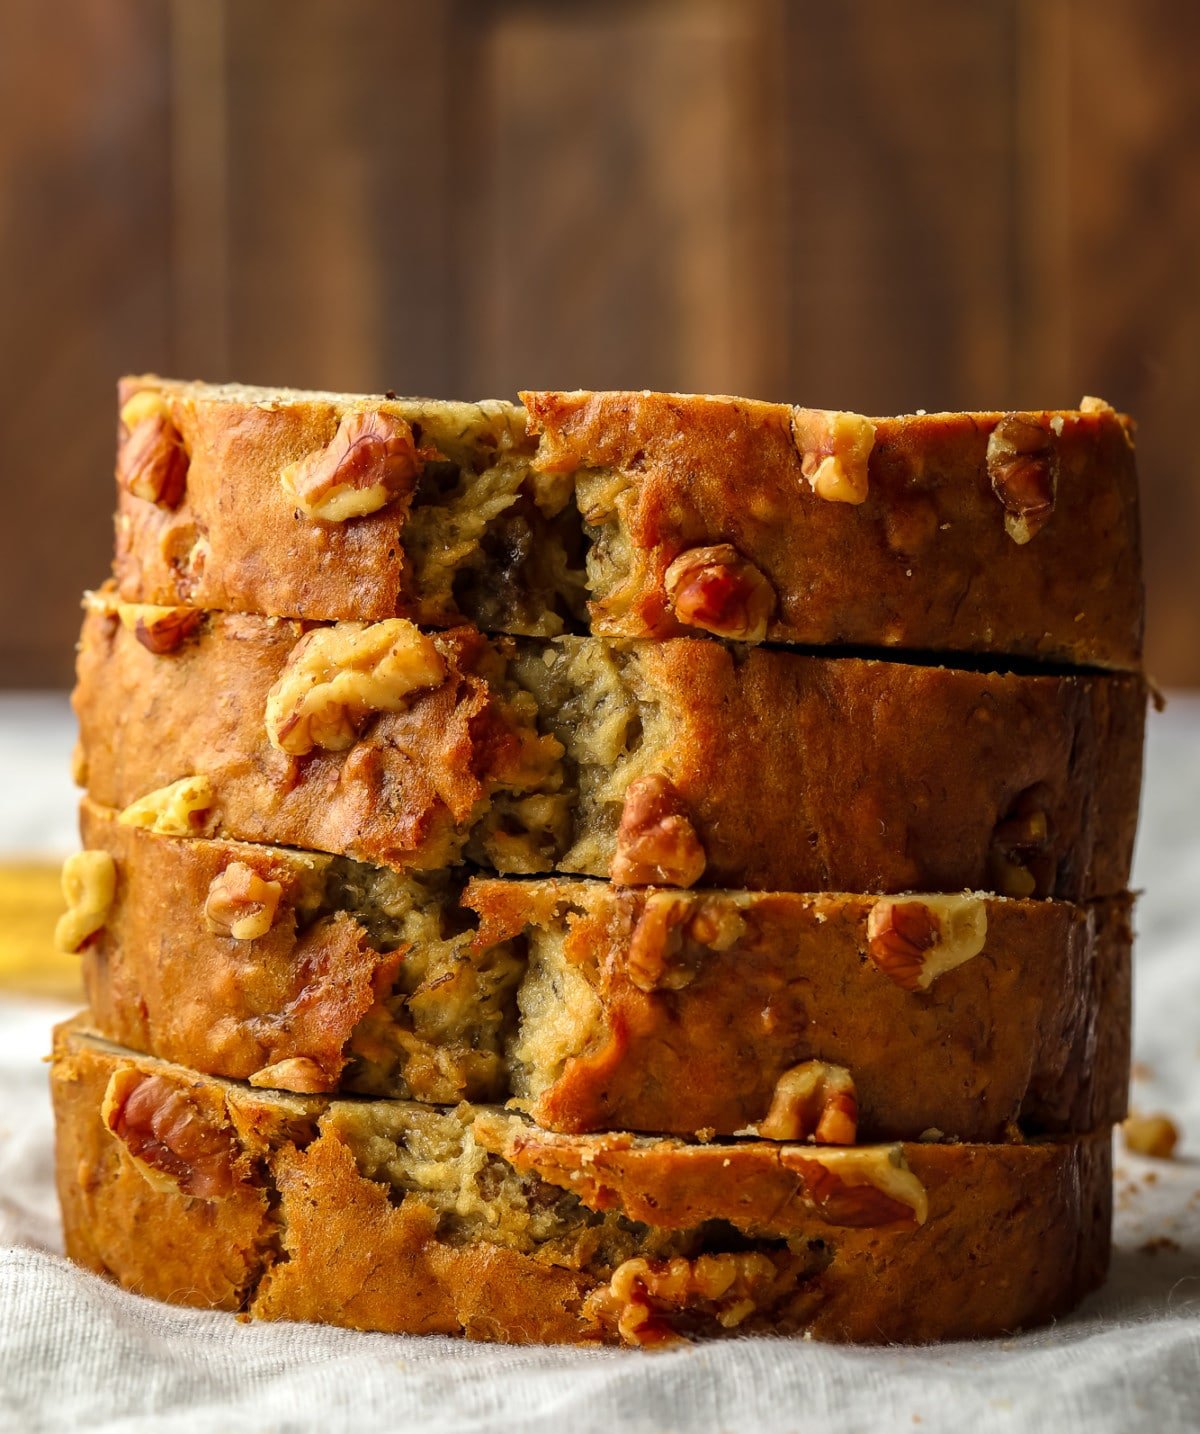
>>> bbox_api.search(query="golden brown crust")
[53,1021,1112,1345]
[525,389,1143,669]
[74,595,1144,898]
[75,799,1130,1141]
[110,377,1143,669]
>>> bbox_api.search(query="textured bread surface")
[111,376,1142,669]
[75,799,1131,1141]
[74,593,1145,898]
[53,1020,1112,1345]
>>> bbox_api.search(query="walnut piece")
[116,601,202,655]
[280,410,423,522]
[265,619,446,756]
[758,1061,858,1144]
[1079,395,1115,414]
[626,893,744,991]
[865,895,988,991]
[592,1251,782,1346]
[988,790,1052,897]
[986,415,1059,544]
[791,408,876,505]
[117,775,215,837]
[1122,1112,1179,1159]
[790,1145,928,1226]
[611,774,706,888]
[54,850,116,953]
[663,544,776,641]
[248,1057,330,1093]
[117,391,188,508]
[101,1068,240,1199]
[204,861,283,940]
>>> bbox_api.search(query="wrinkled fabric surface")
[1,694,1198,1434]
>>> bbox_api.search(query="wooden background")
[2,0,1198,687]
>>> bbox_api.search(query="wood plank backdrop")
[1,0,1197,686]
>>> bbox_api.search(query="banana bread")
[67,799,1131,1142]
[111,376,1142,668]
[73,592,1145,898]
[53,1020,1112,1345]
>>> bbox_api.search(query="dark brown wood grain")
[0,0,1196,686]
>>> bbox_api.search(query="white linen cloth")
[1,694,1198,1434]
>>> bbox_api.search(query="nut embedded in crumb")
[611,774,706,888]
[204,861,283,941]
[986,415,1059,544]
[248,1057,330,1093]
[265,619,446,756]
[865,895,988,991]
[1122,1113,1180,1159]
[758,1061,858,1144]
[117,392,189,508]
[280,409,424,522]
[116,602,203,656]
[54,850,116,953]
[791,408,875,504]
[117,775,215,836]
[663,544,776,641]
[101,1067,241,1199]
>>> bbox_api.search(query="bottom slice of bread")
[53,1018,1111,1346]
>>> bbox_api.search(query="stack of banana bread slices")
[52,379,1146,1346]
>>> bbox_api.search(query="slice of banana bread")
[73,592,1145,898]
[111,376,1142,669]
[66,799,1131,1142]
[53,1019,1112,1345]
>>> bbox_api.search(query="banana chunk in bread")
[74,592,1145,899]
[112,377,1142,669]
[53,1020,1112,1345]
[73,798,1130,1142]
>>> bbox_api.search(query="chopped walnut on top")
[204,861,283,940]
[265,619,446,756]
[611,774,707,889]
[280,409,425,522]
[791,408,876,505]
[117,391,189,508]
[986,415,1059,544]
[53,850,117,954]
[757,1061,858,1144]
[865,894,988,992]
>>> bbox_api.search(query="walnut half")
[590,1252,783,1346]
[53,850,116,954]
[865,894,988,991]
[280,410,424,522]
[986,415,1059,544]
[204,861,283,940]
[757,1061,858,1144]
[117,391,189,508]
[791,408,876,505]
[101,1068,241,1200]
[611,774,707,889]
[663,544,776,641]
[265,619,446,756]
